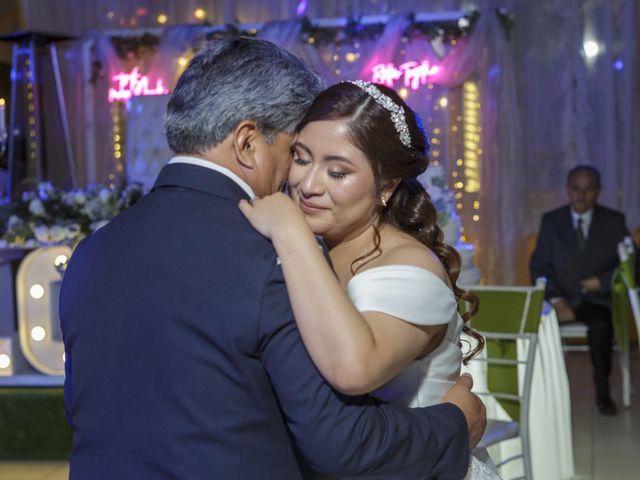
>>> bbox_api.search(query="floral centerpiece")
[0,182,144,248]
[417,163,460,244]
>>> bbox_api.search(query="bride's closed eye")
[328,170,348,180]
[293,156,310,166]
[291,146,310,166]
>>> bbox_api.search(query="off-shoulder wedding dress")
[345,265,502,480]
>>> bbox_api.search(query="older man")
[530,165,630,415]
[61,38,484,479]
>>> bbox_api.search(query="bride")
[240,80,500,480]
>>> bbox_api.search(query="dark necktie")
[576,217,586,251]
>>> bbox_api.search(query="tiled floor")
[568,349,640,480]
[0,350,638,480]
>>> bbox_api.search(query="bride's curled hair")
[298,82,483,363]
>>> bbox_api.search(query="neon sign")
[371,61,440,90]
[108,67,169,102]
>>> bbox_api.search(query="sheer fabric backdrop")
[15,0,638,284]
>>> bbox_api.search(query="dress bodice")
[312,266,498,480]
[347,265,463,407]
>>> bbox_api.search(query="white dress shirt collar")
[570,207,593,236]
[168,156,255,199]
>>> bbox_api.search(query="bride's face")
[288,119,377,246]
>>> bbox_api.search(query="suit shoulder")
[595,204,626,221]
[540,206,569,224]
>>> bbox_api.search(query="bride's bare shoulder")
[377,232,451,286]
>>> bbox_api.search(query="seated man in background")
[530,165,630,415]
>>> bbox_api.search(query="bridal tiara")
[347,80,412,148]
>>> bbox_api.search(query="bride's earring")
[381,196,388,207]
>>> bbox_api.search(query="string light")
[345,52,358,63]
[194,8,207,20]
[583,40,600,58]
[429,94,442,166]
[25,57,38,166]
[157,14,168,24]
[112,103,124,184]
[462,81,481,193]
[333,41,342,77]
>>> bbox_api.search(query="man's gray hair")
[165,37,325,154]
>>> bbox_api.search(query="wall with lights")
[0,0,632,288]
[1,8,527,284]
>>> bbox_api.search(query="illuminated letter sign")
[371,61,440,90]
[108,67,169,102]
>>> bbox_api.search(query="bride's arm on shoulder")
[240,195,446,395]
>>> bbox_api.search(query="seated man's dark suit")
[60,163,470,479]
[530,203,629,402]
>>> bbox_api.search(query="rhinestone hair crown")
[347,80,412,148]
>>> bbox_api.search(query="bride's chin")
[304,217,328,236]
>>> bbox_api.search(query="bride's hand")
[239,192,308,241]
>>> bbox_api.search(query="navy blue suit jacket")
[530,204,629,309]
[61,163,469,479]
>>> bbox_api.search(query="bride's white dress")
[346,265,501,480]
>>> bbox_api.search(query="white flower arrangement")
[0,182,144,248]
[418,163,457,227]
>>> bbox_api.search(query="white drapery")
[260,12,525,284]
[14,0,637,284]
[76,10,522,283]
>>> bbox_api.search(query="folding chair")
[618,237,639,338]
[612,237,639,406]
[461,283,545,480]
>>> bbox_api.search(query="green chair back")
[612,241,636,354]
[619,242,637,289]
[462,286,545,421]
[611,268,630,354]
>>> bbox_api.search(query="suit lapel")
[584,205,602,253]
[559,206,581,252]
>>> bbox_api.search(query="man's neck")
[188,144,243,177]
[570,206,594,218]
[170,145,256,199]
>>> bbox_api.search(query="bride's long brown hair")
[297,82,483,363]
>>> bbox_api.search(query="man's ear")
[233,120,259,169]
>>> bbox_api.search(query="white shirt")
[168,156,256,199]
[550,207,594,304]
[571,207,593,239]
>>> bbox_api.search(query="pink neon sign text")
[371,61,440,90]
[108,67,169,102]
